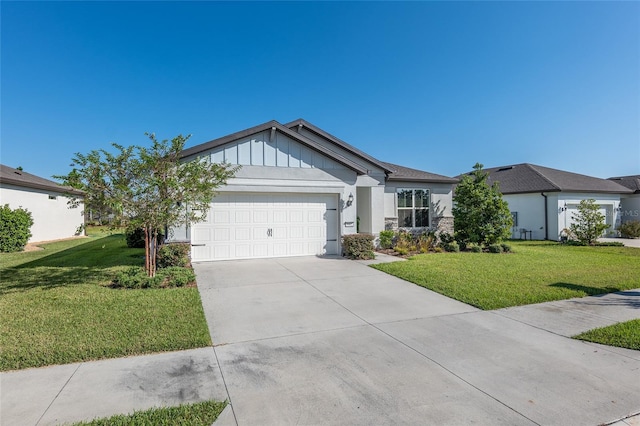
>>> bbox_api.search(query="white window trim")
[397,188,430,228]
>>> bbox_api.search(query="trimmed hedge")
[619,220,640,238]
[0,204,34,252]
[343,233,375,260]
[157,243,191,268]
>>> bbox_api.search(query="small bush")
[438,232,455,245]
[418,231,436,253]
[396,231,417,253]
[500,243,512,253]
[379,230,395,249]
[593,242,625,247]
[159,266,196,287]
[112,266,196,289]
[0,204,34,252]
[342,234,375,260]
[467,243,483,253]
[157,243,191,268]
[443,241,460,252]
[618,220,640,238]
[125,227,165,248]
[488,244,503,253]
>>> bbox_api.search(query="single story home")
[0,164,85,243]
[476,163,632,241]
[608,175,640,223]
[171,119,458,261]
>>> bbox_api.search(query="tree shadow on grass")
[550,283,640,309]
[550,282,621,296]
[0,235,144,295]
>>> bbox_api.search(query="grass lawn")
[372,241,640,310]
[0,232,211,371]
[71,400,227,426]
[574,319,640,351]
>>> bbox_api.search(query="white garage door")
[191,193,339,261]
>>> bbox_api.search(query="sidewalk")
[0,348,228,426]
[1,286,639,425]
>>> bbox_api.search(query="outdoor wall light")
[346,193,354,207]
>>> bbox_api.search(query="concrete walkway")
[1,255,639,425]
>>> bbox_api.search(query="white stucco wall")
[619,194,640,223]
[503,194,546,240]
[0,184,84,243]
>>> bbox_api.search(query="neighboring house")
[171,119,457,261]
[608,175,640,223]
[472,163,632,241]
[0,164,85,243]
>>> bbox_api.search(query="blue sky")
[2,1,638,181]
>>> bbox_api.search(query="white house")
[608,175,640,224]
[0,164,85,243]
[170,119,457,261]
[477,163,633,241]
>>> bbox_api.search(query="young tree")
[453,163,513,246]
[57,133,238,276]
[570,199,609,245]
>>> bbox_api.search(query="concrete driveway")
[194,256,640,426]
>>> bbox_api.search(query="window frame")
[397,188,430,228]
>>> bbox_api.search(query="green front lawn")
[72,400,227,426]
[372,241,640,310]
[0,234,211,371]
[574,320,640,351]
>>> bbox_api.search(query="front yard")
[0,232,211,371]
[372,240,640,310]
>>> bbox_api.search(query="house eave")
[180,120,368,175]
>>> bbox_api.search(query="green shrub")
[396,231,417,253]
[418,231,436,253]
[342,234,375,260]
[468,243,483,253]
[125,227,164,248]
[157,243,191,268]
[500,243,512,253]
[618,220,640,238]
[488,244,504,253]
[159,266,196,287]
[379,230,395,249]
[593,242,625,247]
[438,232,455,245]
[112,266,196,289]
[0,204,34,252]
[443,241,460,252]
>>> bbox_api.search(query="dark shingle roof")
[608,175,640,193]
[180,120,368,175]
[473,163,632,194]
[0,164,84,196]
[382,162,459,184]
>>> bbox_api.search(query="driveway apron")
[194,256,640,426]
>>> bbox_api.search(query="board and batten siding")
[209,130,346,171]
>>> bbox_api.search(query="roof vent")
[497,166,514,172]
[14,171,22,176]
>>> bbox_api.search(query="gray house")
[477,163,632,241]
[172,119,457,261]
[608,175,640,224]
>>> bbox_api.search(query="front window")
[397,189,430,227]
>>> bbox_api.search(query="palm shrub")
[0,204,34,252]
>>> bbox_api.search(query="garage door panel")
[191,193,339,261]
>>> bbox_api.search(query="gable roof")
[475,163,633,194]
[181,119,458,184]
[0,164,84,196]
[180,120,368,175]
[382,162,459,184]
[608,175,640,193]
[285,118,393,173]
